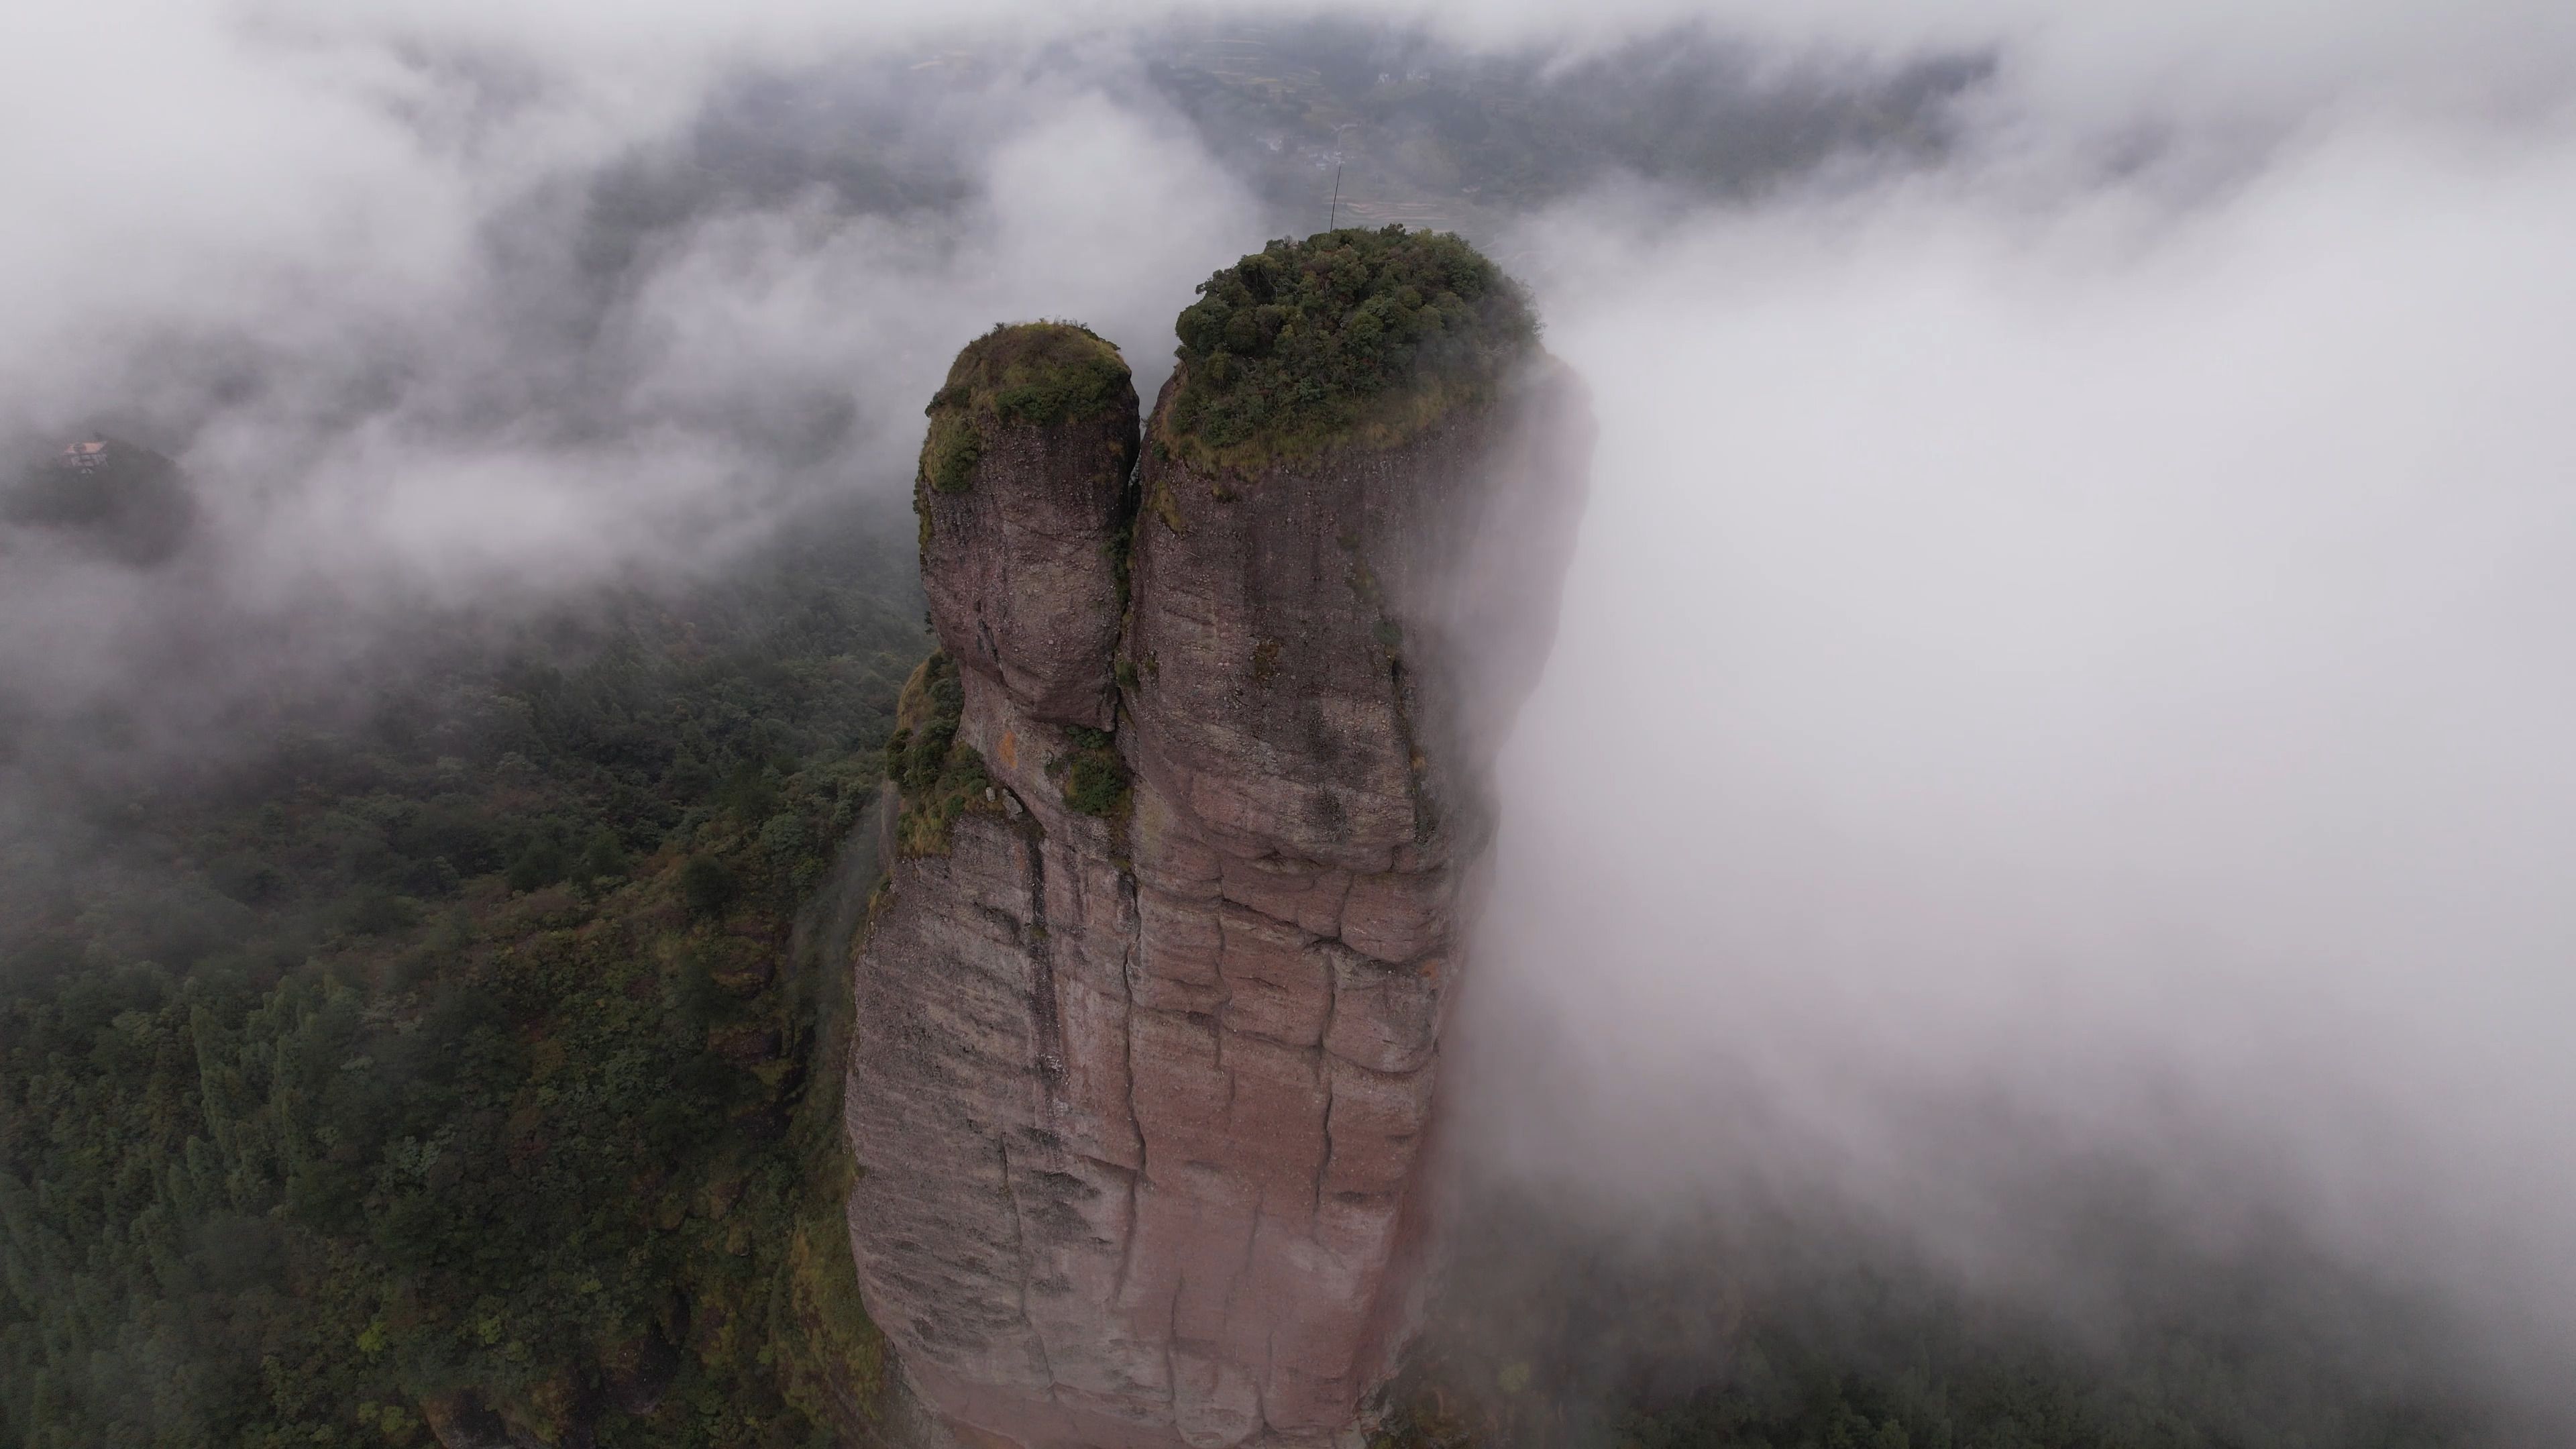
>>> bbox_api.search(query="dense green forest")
[1167,227,1535,462]
[0,496,926,1447]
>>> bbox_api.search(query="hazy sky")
[7,0,2576,1415]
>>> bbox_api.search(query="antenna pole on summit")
[1330,164,1342,230]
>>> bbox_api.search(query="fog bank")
[1465,63,2576,1423]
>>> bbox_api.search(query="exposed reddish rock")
[849,276,1591,1448]
[916,323,1141,731]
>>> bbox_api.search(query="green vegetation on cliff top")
[1166,225,1536,465]
[917,322,1134,494]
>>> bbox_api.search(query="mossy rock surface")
[1165,226,1537,466]
[918,321,1133,493]
[885,651,996,854]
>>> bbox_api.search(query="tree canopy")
[1165,226,1537,463]
[918,321,1134,493]
[0,499,923,1448]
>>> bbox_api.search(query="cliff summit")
[1167,227,1538,465]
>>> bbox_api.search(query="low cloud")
[0,11,1263,768]
[1464,62,2576,1421]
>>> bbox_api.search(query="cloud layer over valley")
[7,0,2575,1429]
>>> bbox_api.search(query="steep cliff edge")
[847,231,1593,1449]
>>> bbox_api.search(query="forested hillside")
[0,497,926,1447]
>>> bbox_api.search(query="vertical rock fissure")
[1022,816,1065,1104]
[1162,1252,1185,1425]
[994,1136,1061,1401]
[1385,655,1435,843]
[1112,924,1147,1307]
[1240,1201,1273,1437]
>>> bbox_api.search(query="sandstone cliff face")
[916,338,1138,733]
[849,307,1590,1448]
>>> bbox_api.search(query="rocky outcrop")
[914,325,1139,732]
[849,244,1591,1449]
